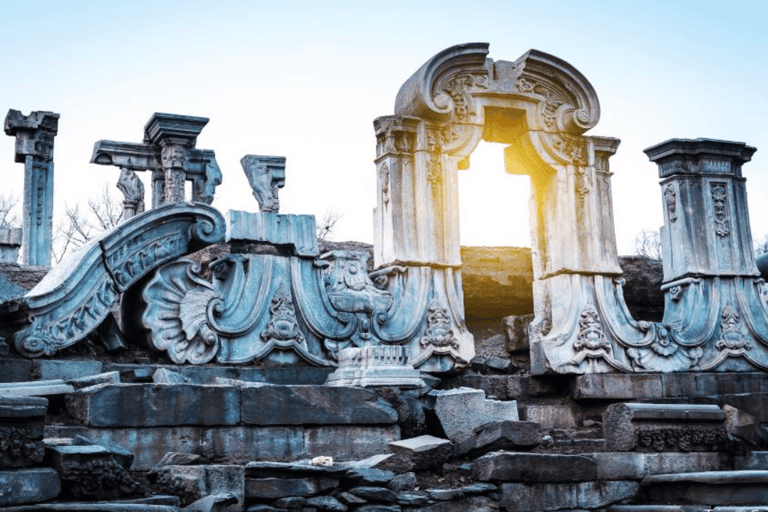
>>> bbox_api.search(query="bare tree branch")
[634,229,662,260]
[0,193,20,229]
[316,209,342,242]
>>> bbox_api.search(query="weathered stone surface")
[604,403,727,452]
[305,495,347,511]
[395,491,428,506]
[499,480,639,511]
[0,467,61,506]
[305,426,400,460]
[47,444,143,499]
[72,434,134,469]
[456,420,541,457]
[571,373,664,400]
[0,379,75,397]
[0,396,47,469]
[472,452,597,482]
[378,435,453,473]
[48,425,201,471]
[68,371,121,390]
[35,359,103,381]
[240,385,397,425]
[723,404,763,445]
[349,486,398,503]
[66,383,240,427]
[245,476,338,498]
[355,505,401,512]
[417,497,499,512]
[325,346,425,389]
[593,452,728,479]
[735,451,768,470]
[202,426,306,464]
[151,452,210,471]
[345,467,395,485]
[156,465,242,512]
[503,314,533,353]
[430,388,518,444]
[387,472,416,491]
[185,492,239,512]
[0,359,30,383]
[227,211,317,258]
[461,247,534,320]
[153,368,191,384]
[238,156,286,214]
[641,470,768,505]
[521,404,578,429]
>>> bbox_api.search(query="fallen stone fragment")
[472,451,597,482]
[387,472,417,491]
[349,486,398,503]
[151,452,210,473]
[723,404,764,445]
[182,492,239,512]
[153,368,192,384]
[345,467,395,485]
[455,420,541,457]
[429,388,518,444]
[72,434,134,469]
[378,435,453,473]
[396,491,429,506]
[306,495,348,511]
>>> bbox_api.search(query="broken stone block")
[240,384,398,425]
[387,472,417,492]
[455,420,541,457]
[604,403,728,452]
[0,468,61,506]
[429,388,518,444]
[396,490,429,506]
[157,465,244,511]
[378,435,453,473]
[305,495,347,511]
[153,368,192,384]
[723,404,764,445]
[472,452,597,482]
[245,476,338,499]
[0,396,47,469]
[593,451,728,480]
[72,434,134,469]
[151,452,210,472]
[305,425,400,460]
[498,480,639,511]
[36,359,104,381]
[183,492,239,512]
[503,314,533,353]
[521,404,578,429]
[344,467,395,485]
[348,485,398,503]
[65,383,240,427]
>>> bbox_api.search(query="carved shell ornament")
[142,259,222,364]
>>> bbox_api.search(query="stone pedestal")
[325,346,426,388]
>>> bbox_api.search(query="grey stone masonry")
[0,468,61,506]
[0,227,22,263]
[641,470,768,505]
[4,109,59,266]
[472,452,597,482]
[604,403,728,452]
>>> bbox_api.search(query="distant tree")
[53,185,123,263]
[0,193,20,229]
[634,229,661,260]
[755,234,768,257]
[316,209,342,242]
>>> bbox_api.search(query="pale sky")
[1,0,766,256]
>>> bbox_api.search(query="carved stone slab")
[10,203,225,357]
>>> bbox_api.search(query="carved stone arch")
[373,43,640,374]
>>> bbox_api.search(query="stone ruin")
[1,42,768,510]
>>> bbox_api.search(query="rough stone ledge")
[499,480,640,512]
[46,424,401,471]
[641,470,768,505]
[641,469,768,485]
[0,468,61,506]
[594,452,729,480]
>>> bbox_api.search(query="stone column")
[644,138,758,281]
[143,113,208,205]
[4,110,59,267]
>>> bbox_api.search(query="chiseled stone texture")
[66,383,240,427]
[35,359,103,381]
[593,452,728,480]
[245,476,338,499]
[0,468,61,506]
[499,480,639,511]
[304,425,400,460]
[456,420,541,457]
[430,388,518,444]
[0,396,47,469]
[156,465,243,512]
[521,404,579,429]
[472,452,597,482]
[240,385,398,425]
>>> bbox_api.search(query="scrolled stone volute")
[395,42,490,122]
